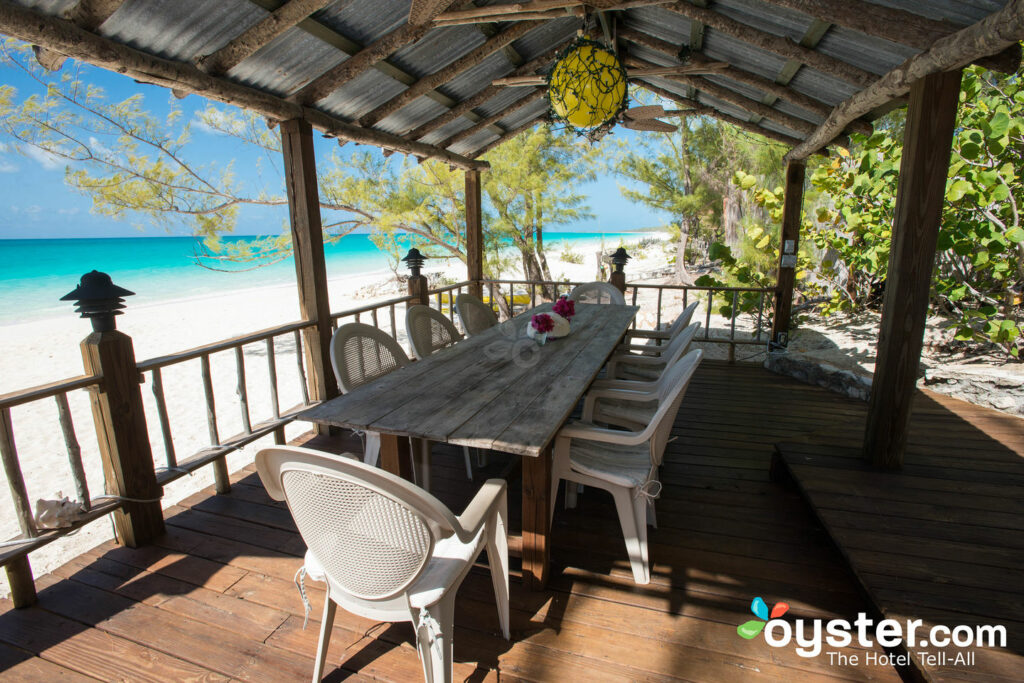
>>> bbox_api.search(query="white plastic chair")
[406,304,463,360]
[587,322,701,431]
[329,323,411,470]
[454,293,498,336]
[621,300,700,354]
[256,446,509,683]
[606,321,701,382]
[550,349,703,585]
[405,305,479,482]
[568,281,626,305]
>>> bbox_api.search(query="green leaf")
[737,620,766,639]
[987,112,1011,139]
[947,179,972,202]
[1005,227,1024,244]
[959,142,981,161]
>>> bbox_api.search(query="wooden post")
[407,274,429,305]
[608,248,629,294]
[771,160,806,344]
[521,448,551,590]
[81,330,165,547]
[281,119,338,414]
[465,169,484,298]
[863,69,962,470]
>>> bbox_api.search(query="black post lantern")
[60,270,134,332]
[611,247,630,273]
[402,248,426,277]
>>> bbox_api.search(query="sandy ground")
[4,234,769,592]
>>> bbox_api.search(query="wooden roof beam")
[471,115,543,158]
[0,1,487,170]
[359,21,536,128]
[62,0,124,31]
[667,1,876,88]
[617,26,870,130]
[290,21,435,104]
[441,88,546,148]
[785,0,1024,161]
[757,0,1021,73]
[627,57,816,137]
[637,80,809,147]
[403,39,568,141]
[195,0,338,75]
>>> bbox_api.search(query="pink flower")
[531,313,555,333]
[552,296,575,319]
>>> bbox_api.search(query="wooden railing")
[478,279,774,362]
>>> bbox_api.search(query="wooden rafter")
[359,21,536,128]
[289,22,434,104]
[409,0,459,25]
[666,1,875,88]
[757,0,1021,73]
[471,114,543,158]
[441,88,546,148]
[617,27,863,128]
[628,57,815,137]
[195,0,337,75]
[785,0,1024,161]
[436,6,585,26]
[433,0,669,26]
[0,1,487,170]
[404,40,569,141]
[638,80,808,147]
[62,0,124,31]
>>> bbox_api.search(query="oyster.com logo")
[737,597,789,639]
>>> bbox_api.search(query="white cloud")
[58,207,81,215]
[24,145,62,170]
[22,205,42,215]
[0,161,16,173]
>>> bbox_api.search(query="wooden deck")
[0,361,950,682]
[775,386,1024,682]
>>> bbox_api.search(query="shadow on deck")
[4,361,1014,681]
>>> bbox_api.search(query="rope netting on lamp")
[547,37,629,140]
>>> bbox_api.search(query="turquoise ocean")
[0,232,649,324]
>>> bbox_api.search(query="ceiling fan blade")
[622,118,677,132]
[624,104,666,120]
[493,76,547,87]
[409,0,459,25]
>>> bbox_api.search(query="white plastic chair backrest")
[667,300,701,337]
[256,446,463,601]
[569,281,626,305]
[330,322,410,393]
[455,293,498,336]
[648,349,702,463]
[406,304,463,359]
[653,322,701,374]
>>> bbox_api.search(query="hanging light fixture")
[547,37,629,140]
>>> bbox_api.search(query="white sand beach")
[5,234,757,590]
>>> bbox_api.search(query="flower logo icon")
[737,597,789,639]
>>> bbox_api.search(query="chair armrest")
[582,384,658,420]
[588,377,660,392]
[557,420,649,446]
[607,352,667,367]
[625,329,670,340]
[616,342,668,356]
[455,478,507,542]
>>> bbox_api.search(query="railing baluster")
[54,393,90,511]
[294,330,310,405]
[756,292,765,342]
[683,288,689,311]
[531,283,537,308]
[435,291,442,311]
[705,291,712,340]
[656,287,663,329]
[730,291,739,341]
[266,337,280,420]
[372,307,379,330]
[355,311,361,323]
[447,290,455,323]
[1,407,37,539]
[200,354,219,446]
[631,287,639,329]
[235,346,252,435]
[389,304,397,338]
[151,367,176,471]
[488,281,496,316]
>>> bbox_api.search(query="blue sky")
[0,50,667,239]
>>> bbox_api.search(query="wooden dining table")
[298,302,639,589]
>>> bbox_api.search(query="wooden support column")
[281,119,338,416]
[864,69,962,470]
[771,160,806,343]
[521,448,551,590]
[407,274,430,305]
[81,330,165,547]
[465,169,484,298]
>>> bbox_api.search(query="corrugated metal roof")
[3,0,1015,160]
